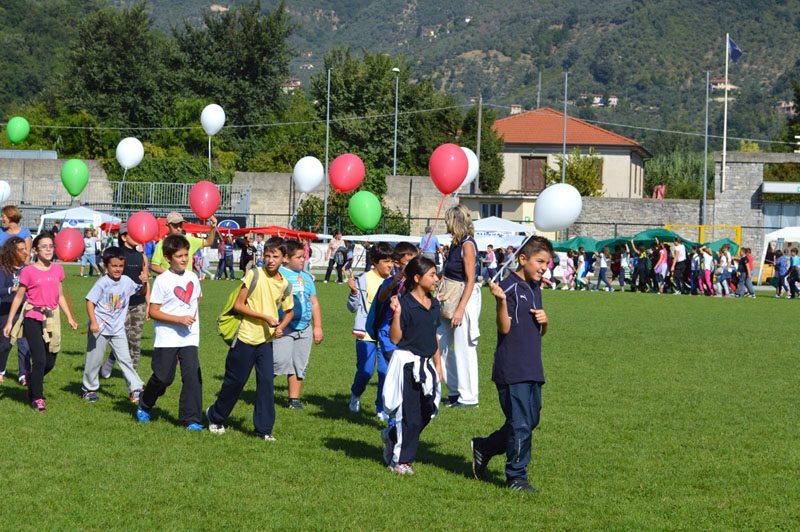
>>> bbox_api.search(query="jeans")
[350,340,388,413]
[208,341,275,436]
[736,270,754,296]
[0,310,30,377]
[475,381,542,481]
[325,259,343,283]
[595,267,612,290]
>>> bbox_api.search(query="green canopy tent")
[596,236,634,252]
[552,236,598,254]
[704,237,739,255]
[630,228,698,249]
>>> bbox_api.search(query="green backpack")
[217,268,260,347]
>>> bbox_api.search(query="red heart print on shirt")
[174,282,194,305]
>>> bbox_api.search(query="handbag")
[436,276,465,320]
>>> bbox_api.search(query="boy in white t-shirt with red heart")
[136,234,204,430]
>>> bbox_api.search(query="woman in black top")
[0,237,30,383]
[438,204,481,408]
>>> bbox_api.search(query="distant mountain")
[86,1,800,150]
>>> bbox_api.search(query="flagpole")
[721,33,730,192]
[703,70,710,226]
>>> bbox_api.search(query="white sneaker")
[376,411,389,422]
[349,394,361,413]
[206,407,226,434]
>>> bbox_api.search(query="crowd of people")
[0,205,550,493]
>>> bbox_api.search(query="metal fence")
[106,181,251,214]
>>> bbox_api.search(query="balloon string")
[208,136,212,179]
[311,190,336,233]
[62,275,78,325]
[422,194,447,250]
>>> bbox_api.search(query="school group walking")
[0,206,553,493]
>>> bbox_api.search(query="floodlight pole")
[323,68,331,237]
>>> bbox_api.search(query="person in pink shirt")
[3,231,78,412]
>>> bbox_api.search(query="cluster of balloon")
[116,137,144,174]
[292,156,324,193]
[127,211,158,245]
[0,181,10,203]
[348,190,382,231]
[429,143,468,195]
[5,117,30,145]
[189,180,221,221]
[460,147,479,189]
[60,159,90,197]
[533,183,583,231]
[329,154,365,193]
[55,229,85,262]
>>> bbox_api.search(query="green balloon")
[6,116,30,145]
[348,190,382,231]
[61,159,90,197]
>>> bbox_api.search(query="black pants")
[23,318,57,401]
[674,261,688,293]
[476,382,542,481]
[388,363,437,464]
[140,346,202,426]
[632,264,648,292]
[789,268,799,298]
[208,341,275,436]
[325,259,343,283]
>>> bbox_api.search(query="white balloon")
[460,147,479,187]
[201,103,226,136]
[292,156,325,193]
[534,183,583,231]
[0,180,10,203]
[115,137,144,170]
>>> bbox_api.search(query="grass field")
[1,268,798,530]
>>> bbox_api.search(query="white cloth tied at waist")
[382,349,441,416]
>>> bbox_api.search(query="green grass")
[1,269,798,530]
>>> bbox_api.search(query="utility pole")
[702,71,710,225]
[323,68,331,237]
[471,94,482,194]
[392,67,400,176]
[561,72,569,183]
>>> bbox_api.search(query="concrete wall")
[572,197,704,241]
[385,175,459,235]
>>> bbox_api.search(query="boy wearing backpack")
[206,237,294,440]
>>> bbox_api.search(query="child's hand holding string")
[389,295,401,315]
[530,309,547,325]
[489,282,506,301]
[347,275,357,292]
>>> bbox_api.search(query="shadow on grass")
[1,381,29,406]
[303,392,384,429]
[323,436,476,479]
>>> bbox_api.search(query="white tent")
[342,234,416,243]
[37,207,121,234]
[436,233,526,250]
[758,226,800,284]
[473,216,533,234]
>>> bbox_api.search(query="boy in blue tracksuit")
[471,236,553,493]
[346,242,394,420]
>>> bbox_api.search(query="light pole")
[392,67,400,176]
[323,68,331,237]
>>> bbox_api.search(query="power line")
[483,102,796,146]
[0,104,473,132]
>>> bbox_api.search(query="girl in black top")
[383,256,442,475]
[0,237,30,383]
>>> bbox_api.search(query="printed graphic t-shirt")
[150,269,202,347]
[85,275,141,336]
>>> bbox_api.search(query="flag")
[727,36,743,63]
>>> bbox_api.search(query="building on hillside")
[281,78,302,93]
[457,107,651,225]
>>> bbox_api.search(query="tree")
[544,148,603,197]
[54,2,179,128]
[174,1,294,129]
[643,151,710,199]
[460,106,504,193]
[294,195,410,236]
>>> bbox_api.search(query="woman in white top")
[699,246,715,296]
[714,245,731,297]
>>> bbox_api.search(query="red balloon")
[429,143,468,195]
[329,153,365,193]
[189,180,221,221]
[54,228,85,262]
[127,211,158,245]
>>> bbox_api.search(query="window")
[480,203,503,218]
[521,156,547,193]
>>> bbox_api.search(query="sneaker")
[136,407,151,423]
[376,410,389,422]
[129,389,143,404]
[18,374,26,387]
[259,433,277,442]
[348,393,361,413]
[287,399,304,410]
[507,478,538,493]
[388,462,414,475]
[185,423,204,431]
[449,401,479,409]
[206,407,226,434]
[381,427,393,465]
[31,398,46,412]
[81,389,99,403]
[471,438,489,481]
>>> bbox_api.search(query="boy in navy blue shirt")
[470,236,552,493]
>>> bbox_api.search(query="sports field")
[1,272,797,529]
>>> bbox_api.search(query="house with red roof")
[460,107,650,222]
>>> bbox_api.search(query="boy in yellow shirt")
[206,237,294,440]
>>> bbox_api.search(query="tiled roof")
[492,107,642,148]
